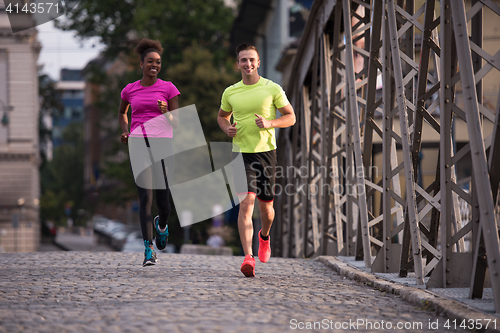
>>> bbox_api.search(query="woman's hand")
[118,99,130,144]
[159,99,176,124]
[120,132,129,144]
[158,100,169,114]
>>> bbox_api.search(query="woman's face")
[141,51,161,77]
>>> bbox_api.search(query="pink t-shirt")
[121,79,180,138]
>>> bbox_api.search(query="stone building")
[0,3,41,252]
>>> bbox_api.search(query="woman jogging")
[118,39,180,266]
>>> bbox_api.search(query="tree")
[95,45,238,198]
[55,0,234,65]
[38,73,63,163]
[40,122,86,225]
[167,44,238,142]
[55,0,239,247]
[89,46,239,248]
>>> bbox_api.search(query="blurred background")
[0,0,312,254]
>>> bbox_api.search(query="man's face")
[237,50,260,77]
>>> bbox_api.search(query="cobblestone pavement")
[0,252,473,333]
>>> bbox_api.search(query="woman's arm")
[158,95,179,129]
[118,99,130,143]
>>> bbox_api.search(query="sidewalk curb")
[52,239,70,251]
[318,256,500,333]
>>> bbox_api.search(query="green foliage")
[93,45,239,211]
[38,71,69,226]
[53,0,241,246]
[39,73,63,115]
[166,44,239,142]
[38,73,63,163]
[82,69,138,207]
[39,190,65,224]
[40,122,86,225]
[98,159,137,205]
[55,0,234,65]
[89,46,239,244]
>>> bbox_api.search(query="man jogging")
[218,43,296,277]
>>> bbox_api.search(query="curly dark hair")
[134,39,164,62]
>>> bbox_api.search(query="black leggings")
[136,171,171,242]
[132,136,174,242]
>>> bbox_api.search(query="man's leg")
[237,193,256,256]
[238,193,257,277]
[256,149,276,239]
[257,199,274,263]
[258,200,275,238]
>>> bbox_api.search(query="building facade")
[0,4,41,252]
[230,0,312,84]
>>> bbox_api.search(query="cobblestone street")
[0,252,474,332]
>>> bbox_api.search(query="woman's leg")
[155,188,171,229]
[155,159,172,229]
[130,136,155,242]
[137,185,154,242]
[137,183,157,266]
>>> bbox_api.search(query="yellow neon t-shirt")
[220,77,290,153]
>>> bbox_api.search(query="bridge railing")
[274,0,500,313]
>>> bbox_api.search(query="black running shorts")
[233,150,277,202]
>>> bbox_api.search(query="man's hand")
[227,122,237,137]
[120,132,129,144]
[255,114,272,129]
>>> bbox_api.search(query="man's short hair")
[236,43,260,60]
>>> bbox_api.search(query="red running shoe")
[258,229,271,263]
[240,255,255,277]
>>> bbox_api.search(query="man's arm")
[118,99,130,143]
[255,103,296,129]
[218,108,237,137]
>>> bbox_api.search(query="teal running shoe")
[154,215,169,251]
[143,240,157,266]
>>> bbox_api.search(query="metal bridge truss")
[274,0,500,312]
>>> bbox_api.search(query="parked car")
[92,216,131,251]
